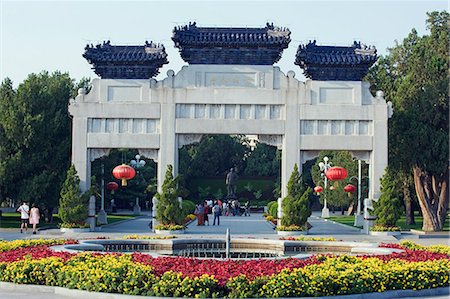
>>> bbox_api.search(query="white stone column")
[281,71,301,199]
[279,71,301,227]
[71,117,90,192]
[153,70,178,230]
[370,103,388,201]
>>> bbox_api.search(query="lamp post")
[130,155,145,215]
[318,156,331,218]
[348,160,364,226]
[97,163,108,225]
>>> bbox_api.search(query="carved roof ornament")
[294,41,378,81]
[83,40,168,79]
[172,22,291,65]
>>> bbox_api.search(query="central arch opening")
[178,135,281,217]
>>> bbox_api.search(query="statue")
[226,168,238,197]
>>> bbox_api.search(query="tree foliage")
[374,169,402,227]
[91,149,156,209]
[366,11,449,231]
[58,165,89,225]
[311,151,365,210]
[281,164,312,227]
[0,72,79,220]
[155,165,183,225]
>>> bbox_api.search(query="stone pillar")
[153,70,178,230]
[370,97,389,201]
[71,117,90,192]
[281,71,301,199]
[87,195,96,231]
[279,71,301,228]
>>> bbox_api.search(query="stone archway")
[70,22,390,231]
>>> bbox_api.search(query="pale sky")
[1,0,448,86]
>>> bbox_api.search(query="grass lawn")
[0,212,135,229]
[328,213,450,231]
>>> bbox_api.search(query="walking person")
[17,201,30,233]
[212,201,221,225]
[195,203,204,225]
[29,203,40,234]
[244,201,250,216]
[204,201,210,226]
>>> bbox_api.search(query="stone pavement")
[1,211,448,245]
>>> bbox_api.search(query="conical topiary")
[281,164,312,229]
[155,165,183,225]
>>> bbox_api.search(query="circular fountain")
[51,237,403,259]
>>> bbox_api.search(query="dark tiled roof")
[83,41,168,79]
[295,41,378,81]
[172,22,291,65]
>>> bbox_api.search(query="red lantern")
[112,164,136,186]
[344,184,356,196]
[314,186,323,195]
[325,167,348,181]
[106,182,119,194]
[344,184,356,193]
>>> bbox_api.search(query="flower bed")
[0,239,448,297]
[123,235,177,240]
[154,224,184,231]
[280,236,337,241]
[276,224,309,231]
[370,224,401,232]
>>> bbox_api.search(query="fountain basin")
[51,238,403,259]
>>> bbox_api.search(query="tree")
[243,142,280,177]
[373,169,402,228]
[281,164,312,227]
[155,165,183,225]
[59,165,89,226]
[366,11,449,231]
[179,135,248,179]
[0,72,78,222]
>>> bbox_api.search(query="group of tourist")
[195,200,221,226]
[194,199,250,226]
[16,201,40,234]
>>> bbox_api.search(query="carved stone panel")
[89,148,111,162]
[139,149,159,162]
[258,135,283,149]
[178,134,203,148]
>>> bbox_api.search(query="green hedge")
[267,201,278,218]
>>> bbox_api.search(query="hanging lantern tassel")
[112,164,136,187]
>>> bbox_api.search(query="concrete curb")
[0,282,448,299]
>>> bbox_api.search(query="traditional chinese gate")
[69,23,391,229]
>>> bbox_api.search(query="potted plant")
[370,169,402,236]
[277,164,312,236]
[154,165,185,235]
[59,165,90,232]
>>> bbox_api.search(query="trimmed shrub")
[181,200,196,217]
[281,164,312,228]
[267,201,278,218]
[155,165,183,226]
[58,165,89,227]
[373,169,402,229]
